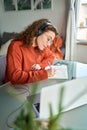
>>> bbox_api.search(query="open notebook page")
[45,65,68,79]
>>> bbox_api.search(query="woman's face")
[36,31,55,51]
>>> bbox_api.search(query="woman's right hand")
[46,68,56,77]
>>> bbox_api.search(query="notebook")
[45,65,68,79]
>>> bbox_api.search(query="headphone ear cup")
[37,29,42,36]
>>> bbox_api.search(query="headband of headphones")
[37,21,52,36]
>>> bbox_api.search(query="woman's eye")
[47,38,53,44]
[47,37,52,42]
[47,38,50,41]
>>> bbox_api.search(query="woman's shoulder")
[8,40,23,49]
[7,40,24,54]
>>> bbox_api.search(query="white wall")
[0,0,3,35]
[0,0,67,39]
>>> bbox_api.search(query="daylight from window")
[77,0,87,41]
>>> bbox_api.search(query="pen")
[48,61,52,69]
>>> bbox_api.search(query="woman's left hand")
[31,64,41,70]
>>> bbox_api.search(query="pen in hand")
[47,61,56,77]
[48,61,52,69]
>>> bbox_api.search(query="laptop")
[39,77,87,129]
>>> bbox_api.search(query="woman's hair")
[13,18,58,46]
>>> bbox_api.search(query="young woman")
[5,18,58,85]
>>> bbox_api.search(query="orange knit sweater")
[5,41,55,84]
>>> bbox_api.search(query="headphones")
[36,21,52,36]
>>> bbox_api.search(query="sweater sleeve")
[6,42,48,84]
[39,48,55,69]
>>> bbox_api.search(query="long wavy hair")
[13,18,58,46]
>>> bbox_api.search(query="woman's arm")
[5,42,48,84]
[39,48,55,68]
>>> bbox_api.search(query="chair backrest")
[0,55,6,85]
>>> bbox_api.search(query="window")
[77,0,87,41]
